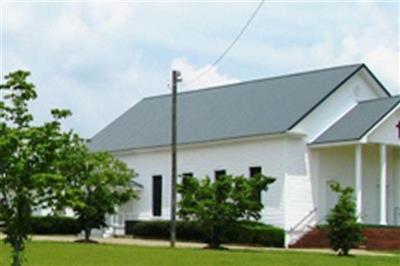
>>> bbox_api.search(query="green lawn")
[0,241,399,266]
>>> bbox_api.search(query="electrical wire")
[182,0,265,87]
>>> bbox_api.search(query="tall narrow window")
[152,175,162,216]
[214,170,226,203]
[249,167,262,203]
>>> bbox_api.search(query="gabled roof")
[313,96,400,145]
[88,64,384,152]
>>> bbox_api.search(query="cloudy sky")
[2,0,399,138]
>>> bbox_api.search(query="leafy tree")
[0,71,78,266]
[59,148,138,242]
[327,181,363,256]
[178,174,275,249]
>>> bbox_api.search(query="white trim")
[309,140,364,149]
[111,132,306,156]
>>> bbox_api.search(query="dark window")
[181,172,193,186]
[214,170,226,203]
[215,170,226,180]
[182,172,193,178]
[249,167,262,203]
[152,175,162,216]
[249,167,262,178]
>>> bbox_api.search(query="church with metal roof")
[89,64,400,246]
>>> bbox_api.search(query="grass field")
[0,241,399,266]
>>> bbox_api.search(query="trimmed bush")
[176,221,205,241]
[125,220,140,235]
[128,220,284,247]
[30,216,80,235]
[226,221,284,247]
[130,221,170,239]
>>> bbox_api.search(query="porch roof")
[313,96,400,145]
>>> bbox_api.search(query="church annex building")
[88,64,400,246]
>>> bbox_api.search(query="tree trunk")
[84,228,91,242]
[208,225,221,249]
[12,242,22,266]
[342,248,349,256]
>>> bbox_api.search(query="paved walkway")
[26,235,395,257]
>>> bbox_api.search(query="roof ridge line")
[143,63,363,101]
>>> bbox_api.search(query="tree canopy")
[0,70,138,265]
[178,173,275,248]
[0,71,78,266]
[60,149,138,241]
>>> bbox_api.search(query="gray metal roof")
[88,64,368,152]
[313,96,400,144]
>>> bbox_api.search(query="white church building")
[88,64,400,243]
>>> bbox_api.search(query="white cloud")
[234,2,399,93]
[3,3,34,33]
[2,1,398,137]
[171,57,239,91]
[45,6,96,49]
[364,47,399,93]
[3,51,30,73]
[85,2,137,30]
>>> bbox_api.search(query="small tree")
[327,181,363,256]
[0,71,78,266]
[178,174,275,249]
[62,150,138,242]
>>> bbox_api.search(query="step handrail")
[288,207,318,234]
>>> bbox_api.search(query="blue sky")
[2,1,399,138]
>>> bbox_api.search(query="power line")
[182,0,265,87]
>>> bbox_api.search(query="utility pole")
[170,70,182,248]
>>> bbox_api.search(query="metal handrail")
[288,207,318,233]
[285,207,318,248]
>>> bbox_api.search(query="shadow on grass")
[74,239,99,244]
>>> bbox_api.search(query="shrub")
[327,182,363,256]
[130,220,170,239]
[30,216,80,235]
[128,220,284,247]
[125,220,140,235]
[178,174,275,248]
[226,221,284,247]
[177,221,205,241]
